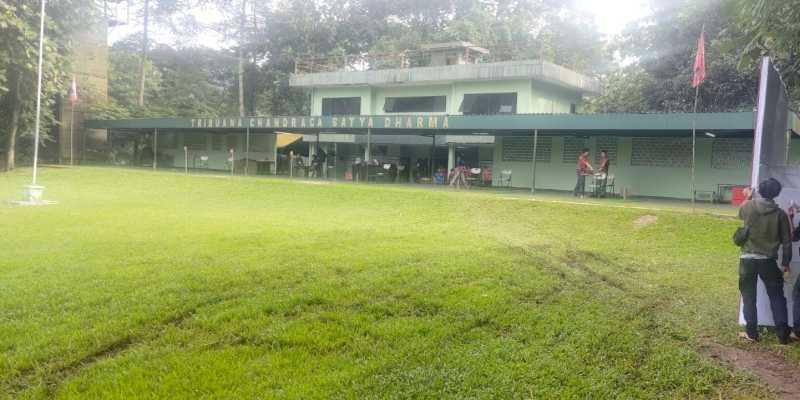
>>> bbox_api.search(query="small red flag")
[69,76,78,104]
[692,31,706,88]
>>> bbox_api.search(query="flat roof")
[289,59,601,94]
[419,41,490,54]
[86,112,755,137]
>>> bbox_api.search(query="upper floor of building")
[289,42,600,117]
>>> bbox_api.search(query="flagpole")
[31,0,46,186]
[691,85,699,211]
[690,24,704,212]
[20,0,47,203]
[70,101,75,166]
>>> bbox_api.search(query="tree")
[137,0,149,107]
[1,0,99,170]
[587,67,653,113]
[730,0,800,110]
[593,0,757,113]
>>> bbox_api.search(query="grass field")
[1,167,797,399]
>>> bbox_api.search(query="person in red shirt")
[597,150,610,197]
[573,148,594,198]
[598,150,610,175]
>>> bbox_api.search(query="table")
[716,183,740,203]
[590,174,609,198]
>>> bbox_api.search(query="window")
[712,139,752,169]
[594,137,618,164]
[322,97,361,115]
[562,137,588,163]
[384,96,446,113]
[631,138,691,167]
[502,137,552,162]
[459,93,517,115]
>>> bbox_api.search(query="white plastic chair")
[500,170,512,187]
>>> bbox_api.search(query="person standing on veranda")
[738,179,792,344]
[597,150,610,197]
[573,148,593,198]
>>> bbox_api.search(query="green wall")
[530,81,582,113]
[309,78,580,116]
[493,136,752,199]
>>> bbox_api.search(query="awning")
[85,112,756,137]
[276,132,303,148]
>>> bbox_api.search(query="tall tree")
[1,0,98,170]
[137,0,149,107]
[730,0,800,110]
[590,0,757,113]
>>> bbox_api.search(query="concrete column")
[271,133,278,175]
[322,143,329,179]
[309,140,317,160]
[447,142,455,172]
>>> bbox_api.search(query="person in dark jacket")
[738,178,792,343]
[794,263,800,341]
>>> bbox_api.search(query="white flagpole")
[531,129,538,194]
[31,0,46,186]
[70,101,75,166]
[690,25,704,211]
[691,87,698,211]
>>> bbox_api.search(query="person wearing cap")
[738,178,792,344]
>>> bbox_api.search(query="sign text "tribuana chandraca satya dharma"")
[190,115,451,130]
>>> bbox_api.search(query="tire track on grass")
[8,294,239,397]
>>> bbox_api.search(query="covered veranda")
[86,112,755,200]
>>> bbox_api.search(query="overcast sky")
[108,0,652,50]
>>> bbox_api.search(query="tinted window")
[384,96,446,113]
[459,93,517,115]
[322,97,361,115]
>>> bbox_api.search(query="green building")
[90,42,800,200]
[288,42,751,200]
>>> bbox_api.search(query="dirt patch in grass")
[701,340,800,400]
[633,215,658,229]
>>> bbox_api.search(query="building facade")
[288,43,756,199]
[91,43,800,201]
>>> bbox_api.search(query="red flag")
[692,31,706,88]
[69,76,78,104]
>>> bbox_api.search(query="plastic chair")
[605,175,615,197]
[500,170,512,187]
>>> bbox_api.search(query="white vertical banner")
[750,57,770,187]
[739,56,797,327]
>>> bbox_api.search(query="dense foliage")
[589,0,800,113]
[3,0,800,170]
[93,0,613,119]
[0,0,99,170]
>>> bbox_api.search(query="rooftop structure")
[290,59,600,94]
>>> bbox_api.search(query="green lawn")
[0,167,793,399]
